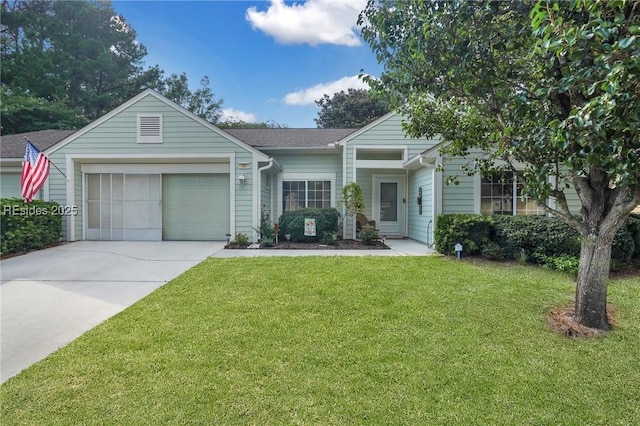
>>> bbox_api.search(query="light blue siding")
[343,113,439,237]
[46,92,259,240]
[408,168,434,245]
[441,155,477,214]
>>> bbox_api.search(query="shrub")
[1,198,63,256]
[540,254,580,275]
[255,208,276,247]
[436,213,638,269]
[359,227,379,245]
[278,208,339,243]
[624,214,640,259]
[434,214,492,255]
[481,241,504,260]
[321,231,338,245]
[491,215,580,262]
[611,225,635,268]
[233,232,249,246]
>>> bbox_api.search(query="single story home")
[0,89,583,245]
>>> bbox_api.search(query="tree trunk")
[574,232,613,330]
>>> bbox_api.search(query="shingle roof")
[1,129,76,158]
[224,128,357,148]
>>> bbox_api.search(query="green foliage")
[233,232,249,247]
[612,225,635,267]
[625,214,640,259]
[434,214,493,256]
[0,87,87,135]
[340,182,364,218]
[436,214,638,269]
[218,119,287,129]
[1,198,62,255]
[360,0,640,326]
[481,241,504,261]
[0,0,223,134]
[540,255,580,276]
[321,231,338,246]
[278,208,340,243]
[155,74,223,123]
[314,88,390,128]
[359,227,379,245]
[491,215,581,262]
[255,208,276,247]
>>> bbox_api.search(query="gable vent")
[137,114,162,143]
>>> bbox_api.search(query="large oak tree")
[359,0,640,329]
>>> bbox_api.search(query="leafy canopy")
[315,88,390,128]
[359,0,640,228]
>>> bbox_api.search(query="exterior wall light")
[238,174,246,185]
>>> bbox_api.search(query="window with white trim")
[480,172,544,216]
[137,114,162,143]
[282,180,332,212]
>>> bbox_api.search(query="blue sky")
[112,0,383,128]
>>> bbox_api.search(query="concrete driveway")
[1,241,224,383]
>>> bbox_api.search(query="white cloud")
[284,75,370,106]
[220,108,257,123]
[246,0,367,46]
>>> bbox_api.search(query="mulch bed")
[226,239,389,250]
[547,304,617,338]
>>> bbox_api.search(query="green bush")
[1,198,63,256]
[435,213,638,269]
[255,208,276,247]
[625,214,640,259]
[359,227,379,245]
[481,241,504,260]
[233,232,249,246]
[434,214,492,255]
[491,215,580,262]
[278,208,340,243]
[539,254,580,275]
[611,225,635,267]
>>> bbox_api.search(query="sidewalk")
[212,238,437,258]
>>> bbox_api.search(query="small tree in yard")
[360,0,640,330]
[340,182,365,218]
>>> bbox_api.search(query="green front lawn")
[2,257,639,424]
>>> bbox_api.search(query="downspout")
[255,158,276,240]
[418,155,435,247]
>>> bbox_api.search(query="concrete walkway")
[1,238,435,384]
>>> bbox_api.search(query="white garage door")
[162,174,230,241]
[86,173,162,240]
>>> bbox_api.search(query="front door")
[373,175,405,237]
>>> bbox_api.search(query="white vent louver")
[137,114,162,143]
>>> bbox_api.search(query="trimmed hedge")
[278,208,340,242]
[1,198,63,256]
[435,213,639,267]
[435,214,493,256]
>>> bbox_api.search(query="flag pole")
[24,136,67,178]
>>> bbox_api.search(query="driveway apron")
[1,241,223,383]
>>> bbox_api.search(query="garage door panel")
[162,174,230,241]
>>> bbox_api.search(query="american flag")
[21,141,51,202]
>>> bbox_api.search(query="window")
[480,172,544,216]
[137,114,162,143]
[282,180,332,212]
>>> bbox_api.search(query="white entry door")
[373,175,405,237]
